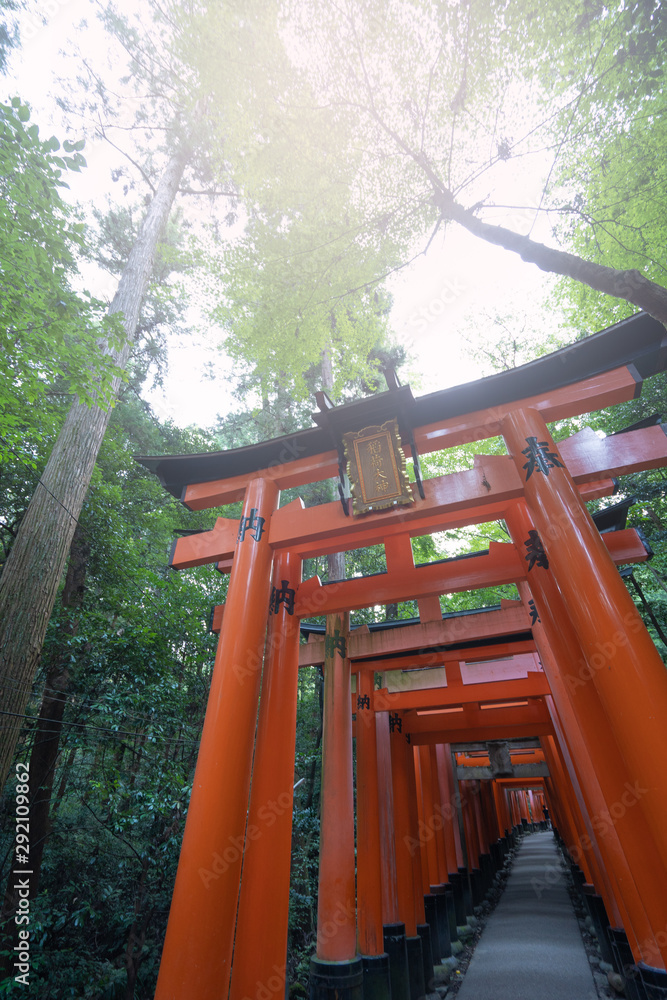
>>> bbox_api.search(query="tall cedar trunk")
[0,147,188,788]
[0,525,89,975]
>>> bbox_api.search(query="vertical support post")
[356,670,385,957]
[230,549,302,1000]
[506,497,667,968]
[390,716,426,1000]
[377,712,410,1000]
[503,407,667,865]
[315,610,357,960]
[155,477,278,1000]
[436,744,463,870]
[311,613,363,1000]
[356,670,392,1000]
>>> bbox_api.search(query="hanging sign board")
[343,418,414,515]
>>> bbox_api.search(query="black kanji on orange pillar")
[521,437,564,480]
[389,713,402,733]
[270,581,295,615]
[238,508,266,542]
[524,531,549,571]
[324,629,347,660]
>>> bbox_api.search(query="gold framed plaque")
[343,418,414,515]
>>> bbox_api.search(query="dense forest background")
[0,0,666,996]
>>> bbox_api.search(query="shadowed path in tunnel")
[455,831,597,1000]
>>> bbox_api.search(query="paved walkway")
[456,831,598,1000]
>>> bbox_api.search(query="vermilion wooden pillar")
[460,781,480,866]
[435,744,463,870]
[428,747,451,884]
[390,717,419,938]
[230,549,302,1000]
[315,611,357,962]
[503,407,667,869]
[376,711,400,925]
[506,500,667,967]
[417,746,441,889]
[492,780,510,836]
[155,477,279,1000]
[356,669,385,956]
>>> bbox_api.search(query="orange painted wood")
[507,502,667,968]
[298,605,532,667]
[268,426,650,561]
[170,517,239,569]
[413,367,640,455]
[416,746,440,890]
[410,722,554,746]
[503,411,667,884]
[390,718,419,935]
[316,612,357,961]
[427,745,451,884]
[183,449,339,509]
[405,700,551,737]
[154,477,279,1000]
[373,672,551,712]
[436,744,464,870]
[180,368,639,512]
[293,527,648,617]
[356,670,385,956]
[229,550,302,1000]
[376,711,400,924]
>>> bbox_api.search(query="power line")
[0,708,200,745]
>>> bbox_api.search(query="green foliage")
[542,1,667,327]
[0,100,124,463]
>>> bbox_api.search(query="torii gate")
[138,313,667,1000]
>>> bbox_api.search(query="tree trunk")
[0,146,188,788]
[440,195,667,326]
[26,525,90,903]
[0,525,90,975]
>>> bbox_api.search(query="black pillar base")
[458,867,474,916]
[361,953,391,1000]
[479,853,494,893]
[637,963,667,1000]
[608,927,646,1000]
[448,873,466,925]
[443,886,459,944]
[582,887,614,967]
[309,957,364,1000]
[383,922,410,1000]
[424,894,442,964]
[405,935,426,1000]
[470,867,484,906]
[429,886,452,959]
[489,840,503,871]
[417,923,434,992]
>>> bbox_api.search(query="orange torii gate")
[137,313,667,1000]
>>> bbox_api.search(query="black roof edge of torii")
[135,312,667,500]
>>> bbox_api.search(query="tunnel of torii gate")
[137,312,667,1000]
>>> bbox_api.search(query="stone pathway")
[455,831,598,1000]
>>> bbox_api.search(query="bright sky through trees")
[4,0,563,427]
